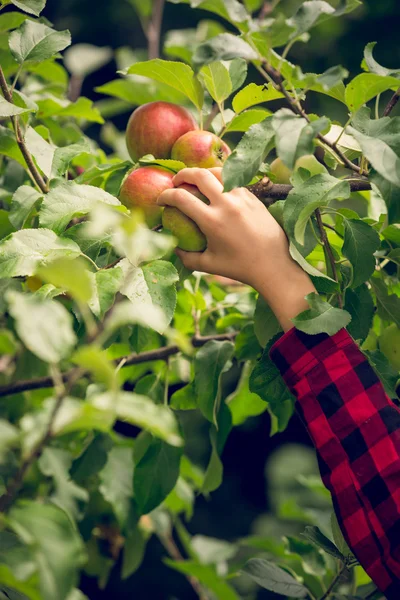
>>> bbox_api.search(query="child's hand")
[157,168,316,331]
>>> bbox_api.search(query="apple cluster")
[119,101,231,252]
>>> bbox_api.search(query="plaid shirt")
[270,328,400,600]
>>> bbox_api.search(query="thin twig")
[0,332,238,399]
[383,86,400,117]
[147,0,166,60]
[159,533,208,599]
[319,563,348,600]
[315,209,343,308]
[0,66,48,194]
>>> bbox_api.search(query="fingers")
[175,248,213,273]
[207,167,223,184]
[173,168,224,203]
[157,187,209,226]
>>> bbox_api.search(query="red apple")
[171,131,231,168]
[126,101,198,162]
[119,166,175,227]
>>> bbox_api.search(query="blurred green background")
[37,1,400,598]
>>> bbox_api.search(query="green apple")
[379,324,400,371]
[269,157,292,184]
[162,184,208,252]
[270,155,326,184]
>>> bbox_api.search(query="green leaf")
[292,293,351,335]
[170,383,197,410]
[71,433,113,484]
[301,525,344,560]
[169,0,249,26]
[345,285,374,343]
[222,117,275,191]
[38,448,88,520]
[9,21,71,64]
[201,62,232,104]
[120,259,179,333]
[72,345,117,389]
[38,257,93,303]
[8,0,45,16]
[224,108,271,133]
[202,404,231,494]
[99,446,134,528]
[104,299,168,337]
[0,12,27,32]
[9,185,43,229]
[133,437,182,514]
[349,128,400,188]
[194,340,235,425]
[0,125,25,167]
[241,558,308,597]
[365,349,400,398]
[193,33,257,70]
[125,59,204,110]
[51,138,91,179]
[232,83,282,113]
[272,109,329,170]
[96,77,187,106]
[64,43,112,77]
[7,291,77,363]
[92,392,183,447]
[342,219,380,288]
[88,267,123,319]
[122,525,147,579]
[345,73,400,112]
[39,181,120,234]
[370,277,400,328]
[254,295,281,346]
[227,361,267,426]
[382,224,400,245]
[37,96,104,123]
[0,228,80,279]
[331,513,356,561]
[284,174,350,246]
[8,502,85,600]
[228,58,248,92]
[0,95,34,117]
[363,42,400,77]
[24,126,54,179]
[165,559,240,600]
[289,0,362,38]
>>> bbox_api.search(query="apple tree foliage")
[0,0,398,598]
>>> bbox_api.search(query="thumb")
[175,249,212,273]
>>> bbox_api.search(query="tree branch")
[319,563,348,600]
[0,367,84,513]
[147,0,166,59]
[315,208,343,308]
[383,86,400,117]
[0,333,238,399]
[0,66,48,194]
[159,532,208,599]
[247,177,371,205]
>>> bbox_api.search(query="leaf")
[169,0,249,26]
[120,259,179,333]
[194,340,235,425]
[228,58,248,92]
[241,558,308,597]
[289,0,362,38]
[0,125,25,166]
[224,108,271,133]
[345,73,400,112]
[125,59,204,110]
[272,109,329,170]
[222,117,275,191]
[382,224,400,245]
[0,95,33,117]
[88,267,123,319]
[96,77,187,106]
[165,559,240,600]
[0,229,80,278]
[292,293,351,335]
[38,448,88,520]
[193,33,257,70]
[99,446,134,528]
[363,42,400,77]
[284,174,350,246]
[371,278,400,328]
[105,299,168,337]
[342,219,380,288]
[24,126,54,179]
[72,345,117,389]
[350,129,400,187]
[7,291,77,363]
[201,62,232,104]
[227,361,267,426]
[254,295,281,346]
[344,285,375,343]
[38,257,93,303]
[39,181,120,234]
[51,138,91,179]
[9,185,43,229]
[8,0,45,15]
[331,513,356,561]
[232,83,283,113]
[64,44,112,77]
[301,525,344,560]
[9,21,71,64]
[133,437,182,515]
[0,11,27,33]
[8,502,85,600]
[122,525,147,579]
[92,392,183,447]
[365,350,399,399]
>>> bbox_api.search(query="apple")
[379,324,400,371]
[171,131,231,168]
[270,155,326,184]
[269,158,292,184]
[162,184,208,252]
[119,166,175,227]
[296,154,326,177]
[126,101,198,162]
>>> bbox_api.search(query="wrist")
[253,259,316,332]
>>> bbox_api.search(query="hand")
[157,168,316,331]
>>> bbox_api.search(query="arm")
[158,168,400,599]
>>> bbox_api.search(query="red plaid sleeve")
[270,328,400,600]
